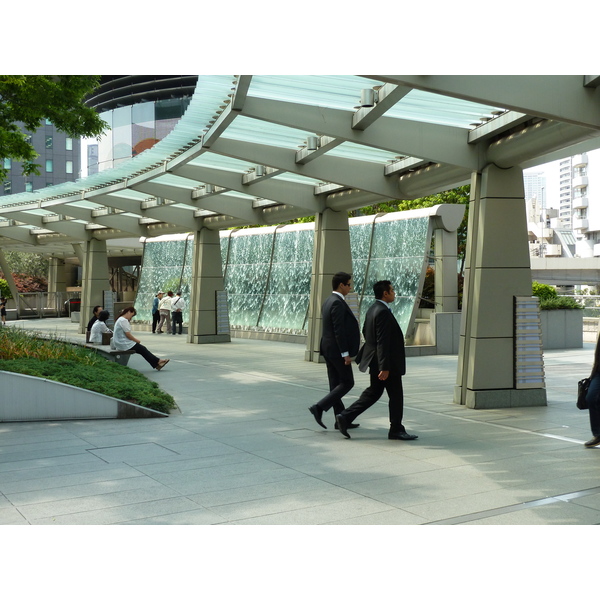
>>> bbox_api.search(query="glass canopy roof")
[1,73,551,249]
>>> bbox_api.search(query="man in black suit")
[335,280,418,441]
[309,272,361,430]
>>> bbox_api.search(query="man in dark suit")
[309,272,361,430]
[335,280,418,441]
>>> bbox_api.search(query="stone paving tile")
[186,475,336,508]
[327,508,427,525]
[0,452,102,474]
[226,497,400,525]
[402,488,545,522]
[5,473,161,506]
[0,465,143,494]
[206,486,365,522]
[131,450,255,476]
[117,507,227,525]
[16,483,182,521]
[86,442,180,464]
[462,501,600,525]
[0,506,28,525]
[149,462,307,496]
[30,497,214,525]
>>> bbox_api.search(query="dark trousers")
[316,356,355,415]
[588,374,600,436]
[152,312,160,333]
[341,366,405,432]
[172,311,183,335]
[132,343,160,369]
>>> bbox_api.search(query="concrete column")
[48,257,67,316]
[305,208,353,362]
[188,227,230,344]
[79,239,110,334]
[47,258,67,294]
[434,228,459,313]
[454,165,546,408]
[0,248,19,304]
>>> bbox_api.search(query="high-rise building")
[558,157,573,227]
[81,76,198,175]
[0,121,81,197]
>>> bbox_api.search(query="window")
[66,137,73,151]
[3,181,11,194]
[45,135,53,149]
[66,160,73,174]
[46,159,53,173]
[45,118,52,125]
[25,182,33,192]
[3,158,10,170]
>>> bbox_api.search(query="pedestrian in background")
[171,291,185,335]
[157,291,173,334]
[152,292,163,334]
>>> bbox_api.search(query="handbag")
[577,377,591,410]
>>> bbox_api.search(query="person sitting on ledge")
[86,305,103,333]
[113,306,169,371]
[89,310,112,344]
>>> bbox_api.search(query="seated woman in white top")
[89,310,112,343]
[113,306,169,371]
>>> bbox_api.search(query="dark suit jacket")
[320,293,361,360]
[356,300,406,375]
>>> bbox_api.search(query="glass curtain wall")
[134,213,432,335]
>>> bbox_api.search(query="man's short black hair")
[373,280,392,299]
[332,271,352,290]
[98,310,110,322]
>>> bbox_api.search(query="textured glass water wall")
[134,214,432,335]
[223,225,314,332]
[134,234,194,322]
[350,215,431,334]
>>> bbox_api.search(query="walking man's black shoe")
[335,414,351,439]
[388,431,418,440]
[309,405,326,429]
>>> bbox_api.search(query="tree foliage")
[0,75,108,181]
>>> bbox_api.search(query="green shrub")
[0,358,176,413]
[0,278,11,299]
[539,296,583,311]
[532,281,557,301]
[0,327,176,413]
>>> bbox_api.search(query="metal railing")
[15,291,81,319]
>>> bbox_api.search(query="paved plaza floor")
[1,318,599,527]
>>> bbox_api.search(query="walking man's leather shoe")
[309,405,326,429]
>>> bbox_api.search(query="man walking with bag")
[335,280,418,441]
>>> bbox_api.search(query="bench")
[84,343,136,366]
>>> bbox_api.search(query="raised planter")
[0,370,168,422]
[539,309,583,349]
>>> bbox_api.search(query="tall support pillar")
[48,257,67,316]
[188,227,230,344]
[454,165,546,408]
[47,257,67,295]
[305,208,353,362]
[79,239,110,334]
[0,248,19,304]
[434,228,459,313]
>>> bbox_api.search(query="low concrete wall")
[0,370,168,422]
[539,309,583,349]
